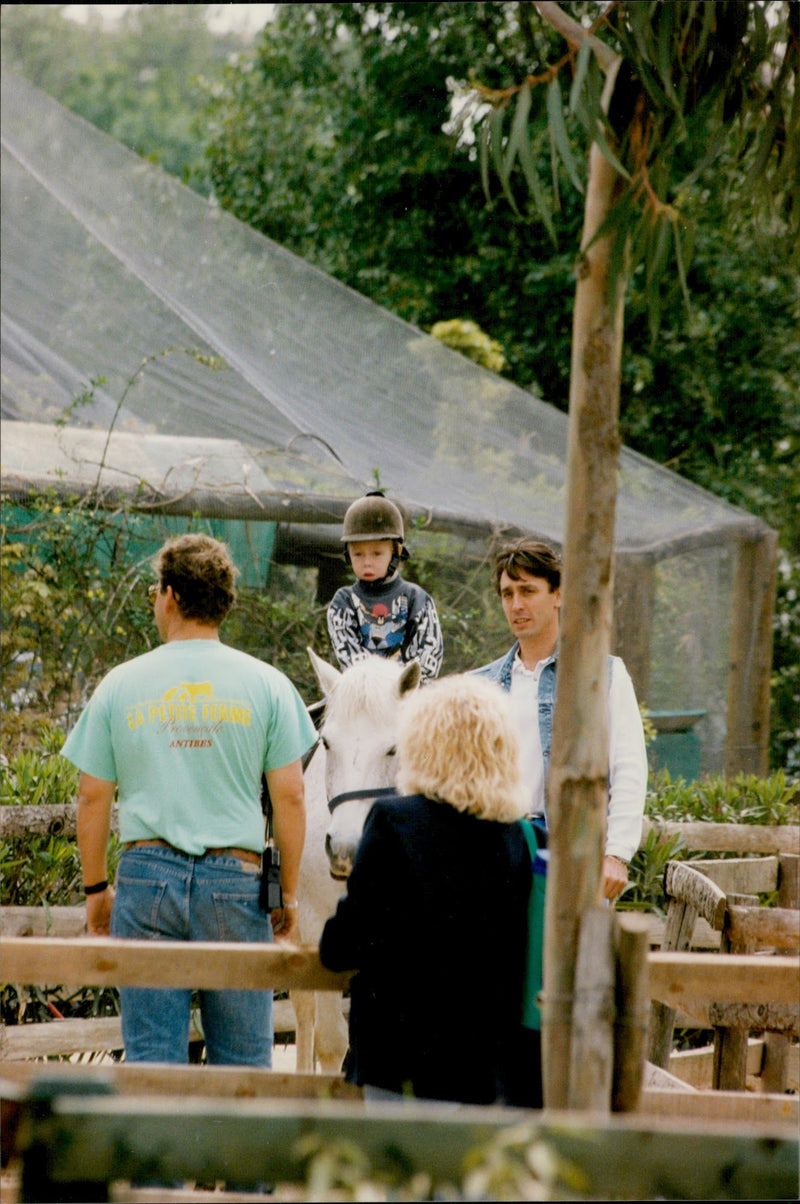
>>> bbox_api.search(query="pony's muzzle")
[325,833,352,880]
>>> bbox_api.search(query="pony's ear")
[308,646,341,696]
[398,659,422,696]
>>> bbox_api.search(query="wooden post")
[568,907,616,1110]
[542,49,626,1110]
[612,553,655,703]
[712,893,758,1091]
[724,530,778,776]
[648,862,727,1068]
[647,898,698,1068]
[613,913,651,1112]
[762,853,800,1094]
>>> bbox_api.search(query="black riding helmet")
[341,491,410,579]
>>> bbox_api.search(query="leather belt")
[123,838,261,867]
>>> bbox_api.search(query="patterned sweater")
[327,574,443,682]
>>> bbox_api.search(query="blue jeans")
[111,845,273,1066]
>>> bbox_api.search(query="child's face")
[349,539,394,582]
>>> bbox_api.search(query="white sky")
[62,5,276,36]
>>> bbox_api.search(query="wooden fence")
[2,814,798,1197]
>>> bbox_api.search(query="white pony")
[291,648,421,1073]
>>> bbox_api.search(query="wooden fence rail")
[6,1091,798,1201]
[3,935,797,1006]
[1,938,350,993]
[3,804,798,852]
[639,821,799,855]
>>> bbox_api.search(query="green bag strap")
[519,817,539,861]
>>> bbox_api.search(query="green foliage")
[772,550,800,776]
[621,827,689,917]
[619,768,799,915]
[1,4,796,765]
[472,2,799,301]
[1,982,121,1031]
[294,1121,580,1200]
[0,722,120,1030]
[430,319,506,373]
[0,724,123,908]
[198,1,577,370]
[1,495,158,754]
[646,767,799,825]
[0,3,244,186]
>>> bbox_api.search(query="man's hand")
[601,854,628,903]
[271,903,299,943]
[86,885,115,936]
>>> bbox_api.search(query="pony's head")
[308,648,420,879]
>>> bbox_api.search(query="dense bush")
[620,768,799,917]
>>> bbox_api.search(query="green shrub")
[644,767,799,826]
[619,768,799,916]
[1,724,122,1028]
[1,724,122,908]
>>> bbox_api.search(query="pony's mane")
[325,656,408,725]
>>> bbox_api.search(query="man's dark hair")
[492,539,562,595]
[155,534,237,625]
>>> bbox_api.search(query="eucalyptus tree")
[464,0,798,1108]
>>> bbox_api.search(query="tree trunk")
[541,57,626,1110]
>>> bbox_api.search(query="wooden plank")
[34,902,731,953]
[708,1001,799,1036]
[0,804,120,840]
[612,914,650,1112]
[0,999,300,1060]
[648,897,700,1068]
[32,902,798,954]
[1,907,86,937]
[643,913,720,949]
[668,1039,800,1091]
[713,892,758,1091]
[1,803,80,840]
[6,939,794,1007]
[12,1096,798,1201]
[648,952,799,1006]
[568,907,615,1109]
[5,807,797,855]
[640,822,799,855]
[693,857,779,894]
[726,905,800,950]
[0,1018,125,1060]
[665,862,727,929]
[0,1061,361,1100]
[1,938,352,992]
[640,1088,799,1128]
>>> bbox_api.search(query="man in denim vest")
[475,538,647,902]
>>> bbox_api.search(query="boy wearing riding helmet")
[327,492,443,682]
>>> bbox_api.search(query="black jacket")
[319,793,534,1105]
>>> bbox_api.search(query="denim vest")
[475,644,614,818]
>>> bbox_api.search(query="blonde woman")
[320,674,541,1107]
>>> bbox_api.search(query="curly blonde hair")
[396,674,527,823]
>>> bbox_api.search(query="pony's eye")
[386,746,397,757]
[320,734,330,751]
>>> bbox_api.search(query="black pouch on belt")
[259,845,283,912]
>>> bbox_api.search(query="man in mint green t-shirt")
[62,533,316,1066]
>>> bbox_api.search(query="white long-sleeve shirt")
[508,653,647,862]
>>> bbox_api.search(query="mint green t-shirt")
[62,640,317,854]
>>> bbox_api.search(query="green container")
[649,709,707,782]
[520,820,548,1031]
